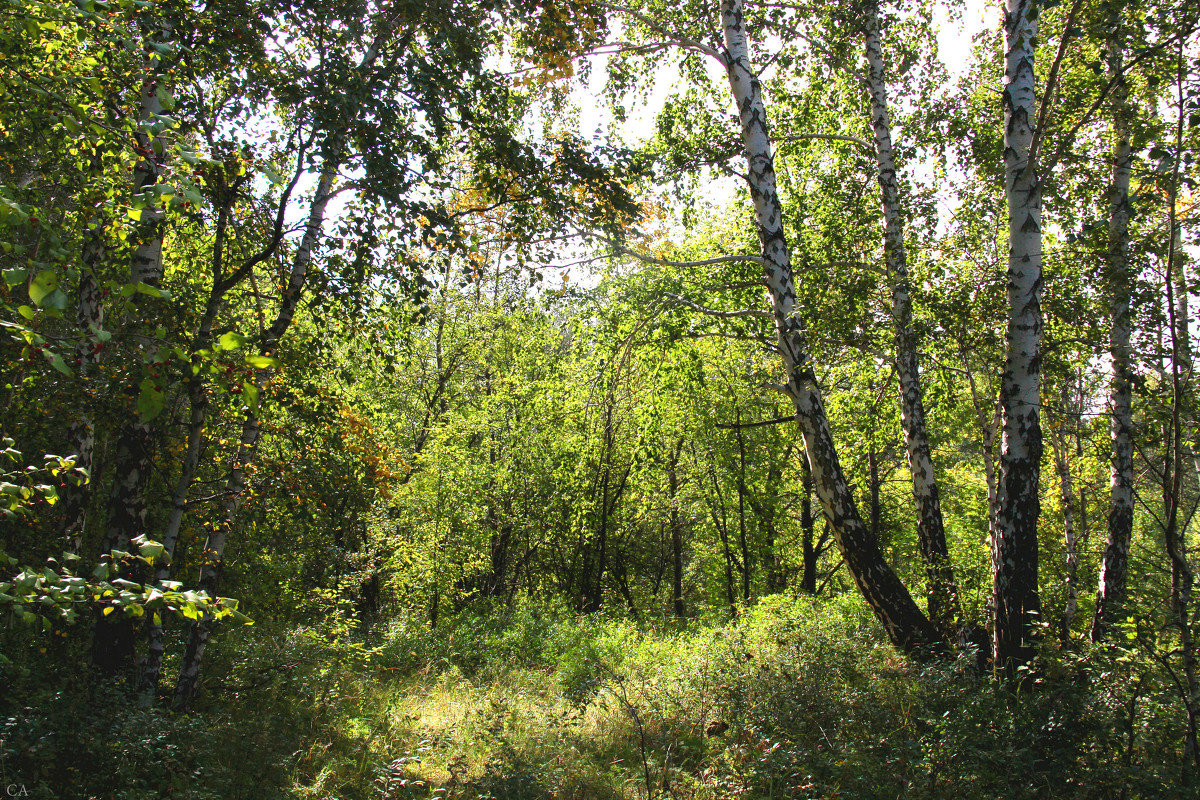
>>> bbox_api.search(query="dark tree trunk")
[173,154,340,707]
[735,410,751,601]
[708,464,738,613]
[668,437,685,617]
[800,452,817,595]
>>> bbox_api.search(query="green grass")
[1,595,1193,799]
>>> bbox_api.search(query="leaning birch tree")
[608,0,943,653]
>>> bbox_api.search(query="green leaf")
[135,282,169,299]
[138,540,165,560]
[245,355,279,369]
[219,331,249,350]
[42,289,69,311]
[136,377,164,421]
[28,270,59,305]
[155,82,176,110]
[241,381,260,410]
[46,351,72,375]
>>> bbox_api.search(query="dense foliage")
[1,0,1199,796]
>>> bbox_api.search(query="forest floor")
[1,595,1192,799]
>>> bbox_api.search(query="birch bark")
[720,0,940,654]
[992,0,1043,675]
[1092,11,1135,643]
[863,0,959,634]
[91,27,177,676]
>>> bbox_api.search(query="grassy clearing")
[1,594,1190,798]
[280,595,1186,799]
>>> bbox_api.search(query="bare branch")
[778,133,873,153]
[663,293,772,320]
[614,245,766,269]
[593,2,724,61]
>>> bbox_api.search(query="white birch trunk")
[91,26,177,676]
[720,0,940,654]
[864,1,958,633]
[1091,12,1135,643]
[129,25,173,286]
[993,0,1043,675]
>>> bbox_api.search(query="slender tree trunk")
[748,452,786,593]
[60,210,106,554]
[963,352,1002,539]
[708,464,738,613]
[1049,387,1080,637]
[993,0,1043,676]
[138,272,227,698]
[800,453,817,595]
[868,447,881,541]
[719,0,940,654]
[864,0,959,634]
[588,465,610,613]
[1162,62,1199,783]
[1092,11,1136,643]
[1173,230,1200,484]
[735,409,751,601]
[173,159,339,707]
[668,437,685,617]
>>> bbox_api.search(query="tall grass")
[1,594,1189,798]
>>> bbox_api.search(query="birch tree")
[608,0,943,653]
[860,0,959,634]
[1091,6,1136,643]
[992,0,1043,675]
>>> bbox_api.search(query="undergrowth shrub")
[4,594,1196,799]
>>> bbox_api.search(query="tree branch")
[716,416,797,429]
[592,2,724,61]
[778,133,873,153]
[663,293,771,320]
[613,245,766,269]
[1028,0,1086,170]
